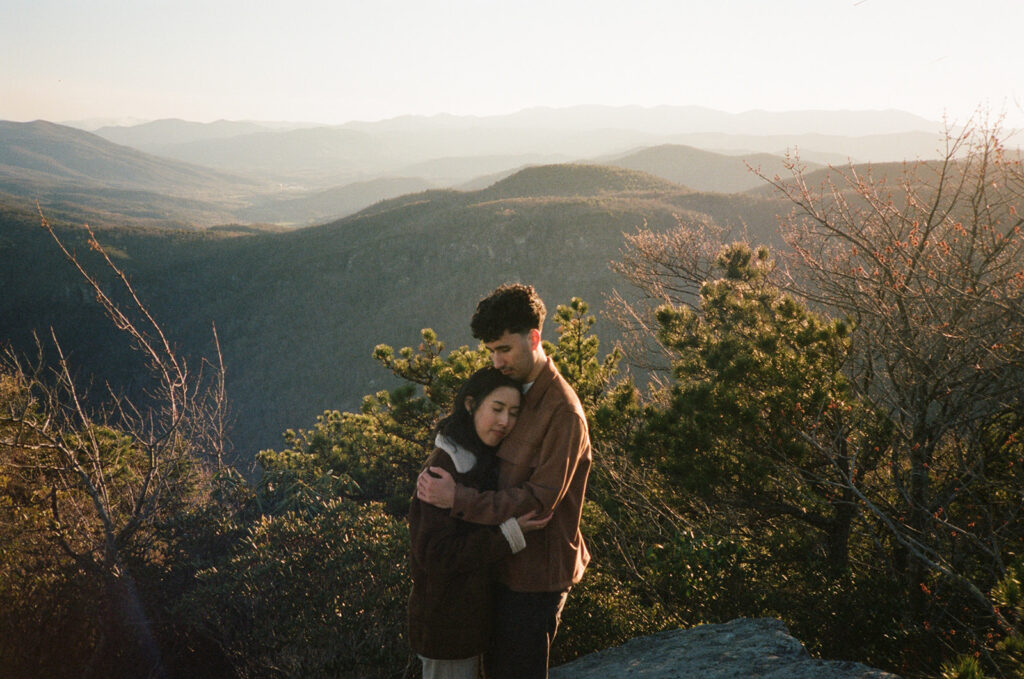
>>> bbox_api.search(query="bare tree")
[605,216,730,378]
[758,119,1024,632]
[0,211,230,677]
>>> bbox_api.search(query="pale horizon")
[3,0,1023,129]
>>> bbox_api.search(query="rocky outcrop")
[551,618,901,679]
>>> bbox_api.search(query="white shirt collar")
[434,433,478,473]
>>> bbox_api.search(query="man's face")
[483,330,538,383]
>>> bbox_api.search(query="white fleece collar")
[434,433,478,474]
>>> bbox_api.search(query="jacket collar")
[521,356,557,410]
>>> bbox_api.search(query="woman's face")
[471,385,521,447]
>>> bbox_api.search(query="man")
[416,283,592,679]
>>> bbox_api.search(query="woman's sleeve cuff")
[499,518,527,554]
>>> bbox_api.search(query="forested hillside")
[1,163,787,457]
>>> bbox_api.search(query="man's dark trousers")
[484,583,569,679]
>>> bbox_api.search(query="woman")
[407,367,548,679]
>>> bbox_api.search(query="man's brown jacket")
[452,357,591,592]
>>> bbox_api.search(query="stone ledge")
[551,618,901,679]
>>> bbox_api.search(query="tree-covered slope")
[476,163,689,200]
[1,163,786,457]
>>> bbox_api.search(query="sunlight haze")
[3,0,1023,127]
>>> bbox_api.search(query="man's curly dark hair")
[471,283,547,342]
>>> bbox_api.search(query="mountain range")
[1,105,949,458]
[85,106,946,188]
[5,107,950,230]
[0,120,264,228]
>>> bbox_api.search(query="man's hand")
[416,466,456,509]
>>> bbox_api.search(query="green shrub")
[180,498,411,679]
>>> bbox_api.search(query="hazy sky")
[4,0,1023,127]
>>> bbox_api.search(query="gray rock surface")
[550,618,901,679]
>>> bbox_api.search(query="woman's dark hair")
[435,367,521,489]
[437,367,521,451]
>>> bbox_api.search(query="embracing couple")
[407,283,592,679]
